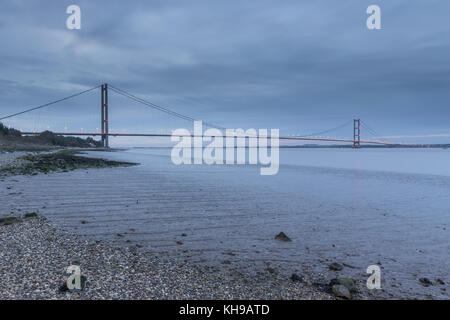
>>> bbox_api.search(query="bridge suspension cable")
[359,119,393,144]
[360,120,381,137]
[109,85,226,130]
[295,120,353,137]
[0,85,101,121]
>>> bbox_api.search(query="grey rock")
[290,273,303,282]
[332,284,351,299]
[337,278,355,290]
[329,262,343,271]
[419,277,433,286]
[274,232,292,242]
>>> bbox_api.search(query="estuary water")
[2,147,449,299]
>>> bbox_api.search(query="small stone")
[58,282,69,293]
[329,262,343,271]
[290,273,303,282]
[274,232,292,242]
[419,277,433,286]
[332,284,351,299]
[334,278,355,290]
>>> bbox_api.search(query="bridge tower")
[353,118,360,148]
[101,83,109,148]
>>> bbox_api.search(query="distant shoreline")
[280,144,450,149]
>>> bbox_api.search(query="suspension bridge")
[0,83,395,148]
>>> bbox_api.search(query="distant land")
[281,144,450,149]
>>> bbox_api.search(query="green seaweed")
[0,216,22,226]
[24,212,38,218]
[1,150,137,177]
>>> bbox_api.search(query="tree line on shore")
[0,122,102,148]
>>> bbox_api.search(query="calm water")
[2,147,449,299]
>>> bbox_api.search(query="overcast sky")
[1,0,450,145]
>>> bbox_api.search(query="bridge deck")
[20,132,394,145]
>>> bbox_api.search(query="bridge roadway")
[20,132,394,145]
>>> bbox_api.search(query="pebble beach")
[0,216,334,300]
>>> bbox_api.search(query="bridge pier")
[101,83,109,148]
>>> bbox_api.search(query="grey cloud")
[1,0,450,143]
